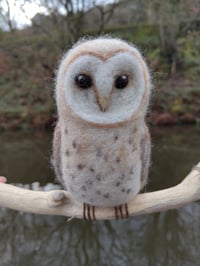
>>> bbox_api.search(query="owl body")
[53,37,151,208]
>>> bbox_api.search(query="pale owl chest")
[60,121,143,207]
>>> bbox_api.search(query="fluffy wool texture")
[53,37,152,207]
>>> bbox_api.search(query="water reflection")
[0,205,199,266]
[0,126,200,266]
[0,131,54,184]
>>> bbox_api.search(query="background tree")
[29,0,122,50]
[0,0,17,31]
[144,0,199,74]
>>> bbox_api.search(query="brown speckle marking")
[128,138,132,145]
[96,190,101,195]
[82,194,86,198]
[81,185,87,191]
[96,175,102,182]
[89,167,95,173]
[96,148,102,157]
[65,128,68,134]
[86,180,93,187]
[116,157,120,163]
[126,188,131,194]
[114,135,118,141]
[104,193,110,198]
[115,181,121,187]
[130,168,134,175]
[121,188,125,193]
[77,163,84,170]
[132,144,136,152]
[66,150,70,156]
[120,174,125,180]
[104,155,108,161]
[72,140,77,149]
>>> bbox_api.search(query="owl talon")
[114,203,129,220]
[83,203,96,221]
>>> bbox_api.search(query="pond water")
[0,126,200,266]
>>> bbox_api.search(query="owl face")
[56,38,151,126]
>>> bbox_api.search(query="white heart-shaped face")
[62,51,147,126]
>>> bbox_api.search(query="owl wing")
[140,125,151,190]
[52,121,63,184]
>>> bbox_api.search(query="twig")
[0,162,200,220]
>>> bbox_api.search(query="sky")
[0,1,47,29]
[19,2,47,26]
[0,0,114,30]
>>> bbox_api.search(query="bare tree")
[34,0,92,47]
[0,0,17,31]
[144,0,198,74]
[24,0,122,49]
[93,0,122,33]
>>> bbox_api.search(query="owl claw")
[114,203,129,220]
[83,203,129,220]
[83,203,96,221]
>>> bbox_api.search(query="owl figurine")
[52,37,151,220]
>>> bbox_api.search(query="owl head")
[56,37,152,127]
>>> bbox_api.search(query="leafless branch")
[0,162,200,220]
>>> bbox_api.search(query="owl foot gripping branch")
[0,163,200,220]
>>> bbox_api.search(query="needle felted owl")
[52,37,152,220]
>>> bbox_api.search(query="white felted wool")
[53,37,152,207]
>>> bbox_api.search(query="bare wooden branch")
[0,162,200,220]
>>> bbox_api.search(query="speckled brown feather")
[140,126,151,189]
[52,122,63,184]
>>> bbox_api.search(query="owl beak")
[97,95,109,112]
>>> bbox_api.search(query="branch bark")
[0,162,200,220]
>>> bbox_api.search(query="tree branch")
[0,162,200,220]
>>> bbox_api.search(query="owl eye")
[115,75,129,89]
[75,74,92,89]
